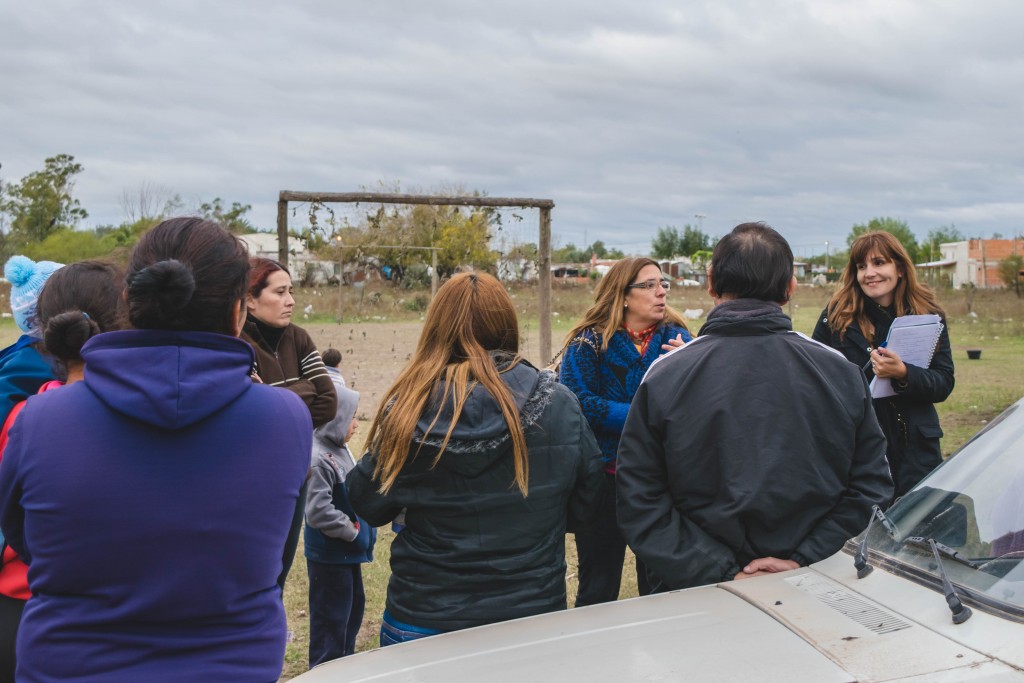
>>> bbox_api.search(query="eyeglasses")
[626,278,671,292]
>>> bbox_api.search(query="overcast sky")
[2,1,1022,258]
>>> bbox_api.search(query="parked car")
[294,397,1024,682]
[676,278,702,287]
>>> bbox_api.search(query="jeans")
[379,610,444,647]
[307,561,365,667]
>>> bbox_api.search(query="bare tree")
[120,181,176,223]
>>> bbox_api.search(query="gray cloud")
[3,0,1022,258]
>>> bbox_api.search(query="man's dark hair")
[322,348,341,368]
[709,222,794,302]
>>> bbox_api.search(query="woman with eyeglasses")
[558,257,691,606]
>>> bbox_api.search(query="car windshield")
[859,400,1024,615]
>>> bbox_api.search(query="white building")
[238,233,335,284]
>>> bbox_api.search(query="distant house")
[238,233,335,284]
[918,238,1024,289]
[658,258,693,279]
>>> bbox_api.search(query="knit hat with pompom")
[5,255,64,336]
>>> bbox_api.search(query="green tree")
[651,226,680,259]
[691,249,714,270]
[553,242,586,263]
[679,225,712,257]
[2,154,88,247]
[922,225,966,261]
[434,208,496,277]
[998,254,1024,298]
[651,224,711,260]
[199,197,253,234]
[848,217,920,264]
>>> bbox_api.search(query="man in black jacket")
[617,222,893,591]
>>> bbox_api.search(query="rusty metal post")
[276,199,289,269]
[538,206,552,364]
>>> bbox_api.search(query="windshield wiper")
[908,538,974,625]
[854,505,901,579]
[930,538,974,625]
[903,537,980,570]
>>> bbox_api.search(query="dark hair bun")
[127,260,196,328]
[322,348,341,367]
[43,311,101,362]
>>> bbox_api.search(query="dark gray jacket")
[617,299,894,590]
[348,357,604,631]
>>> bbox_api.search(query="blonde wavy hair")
[364,272,530,495]
[562,257,688,352]
[825,231,944,344]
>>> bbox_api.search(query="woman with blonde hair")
[813,231,954,498]
[347,272,603,646]
[558,257,691,605]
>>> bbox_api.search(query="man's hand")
[733,556,800,580]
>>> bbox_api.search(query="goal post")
[276,190,555,363]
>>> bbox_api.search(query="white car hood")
[299,584,853,682]
[296,555,1024,682]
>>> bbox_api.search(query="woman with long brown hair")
[558,257,691,605]
[347,272,603,646]
[813,231,954,498]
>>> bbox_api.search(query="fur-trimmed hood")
[414,354,556,477]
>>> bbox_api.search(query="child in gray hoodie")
[304,383,375,666]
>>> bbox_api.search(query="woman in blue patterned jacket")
[558,257,692,606]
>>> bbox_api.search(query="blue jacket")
[0,334,56,425]
[0,330,311,683]
[559,324,691,467]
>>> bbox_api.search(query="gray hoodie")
[305,379,361,540]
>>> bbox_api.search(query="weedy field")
[1,281,1020,681]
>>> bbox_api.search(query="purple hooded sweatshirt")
[0,330,311,682]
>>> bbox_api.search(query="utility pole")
[694,214,706,232]
[825,240,830,272]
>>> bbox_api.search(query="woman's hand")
[661,333,687,352]
[870,347,908,380]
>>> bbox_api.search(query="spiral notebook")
[869,314,943,399]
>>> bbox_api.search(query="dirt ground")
[298,316,559,429]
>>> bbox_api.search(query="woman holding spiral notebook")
[813,231,954,500]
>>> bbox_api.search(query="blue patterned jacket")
[559,323,691,469]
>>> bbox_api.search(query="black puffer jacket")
[617,300,893,590]
[812,303,955,498]
[347,357,604,632]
